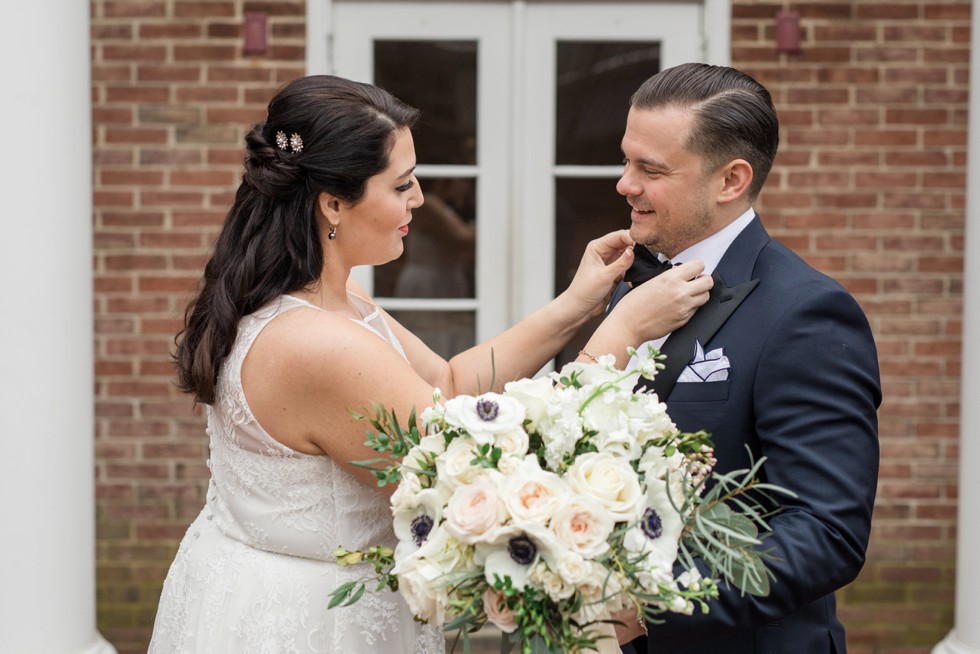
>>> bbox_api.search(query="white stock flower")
[550,494,614,559]
[503,376,554,427]
[501,456,570,527]
[443,472,509,544]
[539,386,587,469]
[565,452,644,523]
[638,445,687,507]
[444,392,526,444]
[629,394,676,446]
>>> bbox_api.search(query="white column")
[0,1,115,653]
[933,0,980,651]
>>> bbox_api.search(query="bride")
[148,74,711,653]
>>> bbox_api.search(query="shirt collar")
[662,207,756,275]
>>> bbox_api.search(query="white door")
[326,1,708,364]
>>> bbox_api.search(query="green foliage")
[327,545,398,608]
[677,450,797,598]
[349,404,421,487]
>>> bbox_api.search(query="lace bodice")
[206,294,402,560]
[149,294,444,653]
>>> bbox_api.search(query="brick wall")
[90,1,966,652]
[732,2,968,651]
[90,1,306,651]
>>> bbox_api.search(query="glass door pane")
[332,2,512,356]
[371,41,479,357]
[520,3,703,369]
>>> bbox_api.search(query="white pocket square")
[677,339,730,382]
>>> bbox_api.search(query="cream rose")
[392,553,449,625]
[436,436,485,489]
[565,452,644,523]
[550,495,613,559]
[493,427,530,457]
[501,456,569,527]
[443,473,508,544]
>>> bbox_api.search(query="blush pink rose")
[483,587,518,633]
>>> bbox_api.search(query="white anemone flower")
[392,488,445,557]
[476,523,565,590]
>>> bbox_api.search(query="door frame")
[308,0,731,334]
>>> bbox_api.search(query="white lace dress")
[149,294,445,654]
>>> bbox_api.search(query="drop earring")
[328,224,337,240]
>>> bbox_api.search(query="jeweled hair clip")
[275,130,303,154]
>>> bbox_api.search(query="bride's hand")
[610,605,648,645]
[607,260,713,344]
[563,230,636,318]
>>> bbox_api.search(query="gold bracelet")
[578,350,600,363]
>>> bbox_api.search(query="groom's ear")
[714,159,753,205]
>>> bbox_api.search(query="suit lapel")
[643,273,758,397]
[639,215,771,398]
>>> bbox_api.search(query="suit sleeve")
[648,282,882,646]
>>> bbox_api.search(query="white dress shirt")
[626,207,756,370]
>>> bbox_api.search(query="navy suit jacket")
[617,216,881,654]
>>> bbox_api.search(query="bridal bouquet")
[331,347,790,653]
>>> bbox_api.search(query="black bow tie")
[624,246,673,287]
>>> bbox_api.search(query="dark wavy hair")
[175,75,419,404]
[631,63,779,201]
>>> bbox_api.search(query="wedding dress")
[149,294,445,654]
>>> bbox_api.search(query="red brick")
[103,1,167,18]
[139,23,203,39]
[173,1,236,18]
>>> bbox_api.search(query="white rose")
[392,553,449,624]
[552,357,620,387]
[574,562,623,622]
[444,393,526,444]
[493,427,530,457]
[390,469,423,513]
[529,562,574,601]
[501,456,570,527]
[503,376,554,426]
[417,432,447,456]
[550,494,614,559]
[436,436,484,489]
[496,453,525,476]
[443,473,508,544]
[565,452,644,523]
[555,550,590,585]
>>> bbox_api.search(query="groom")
[610,64,881,653]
